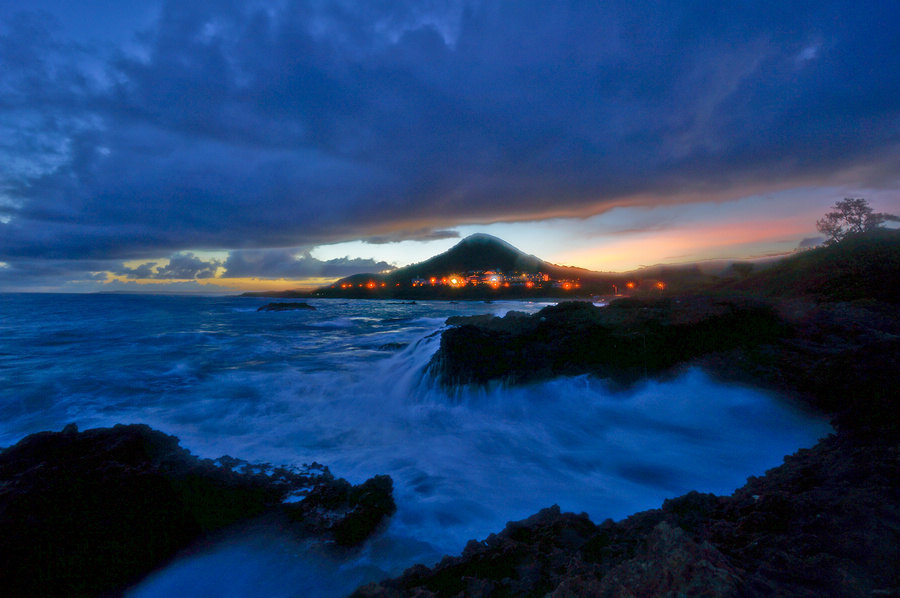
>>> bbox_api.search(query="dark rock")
[432,298,787,388]
[352,506,598,598]
[432,297,900,435]
[257,302,316,311]
[0,424,394,597]
[353,432,900,597]
[287,474,397,547]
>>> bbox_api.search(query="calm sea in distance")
[0,293,830,597]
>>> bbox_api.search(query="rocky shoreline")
[431,295,900,428]
[354,295,899,596]
[353,430,898,597]
[0,424,395,597]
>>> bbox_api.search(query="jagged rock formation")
[431,298,788,387]
[0,424,394,597]
[352,432,899,597]
[431,279,900,430]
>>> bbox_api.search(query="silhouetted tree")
[816,198,897,245]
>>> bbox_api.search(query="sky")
[1,1,898,293]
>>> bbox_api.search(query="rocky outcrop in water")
[431,297,900,429]
[431,298,788,387]
[257,301,317,311]
[0,424,395,597]
[290,474,397,547]
[352,431,899,597]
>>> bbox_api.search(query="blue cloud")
[116,252,221,279]
[221,248,394,279]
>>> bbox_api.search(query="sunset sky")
[1,1,898,292]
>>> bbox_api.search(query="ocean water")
[0,293,830,597]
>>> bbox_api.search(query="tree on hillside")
[816,198,898,245]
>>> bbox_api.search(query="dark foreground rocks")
[0,424,394,597]
[353,431,899,597]
[257,301,317,311]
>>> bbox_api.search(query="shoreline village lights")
[406,270,576,289]
[335,270,589,292]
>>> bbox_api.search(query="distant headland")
[242,233,699,299]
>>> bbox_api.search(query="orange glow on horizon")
[553,218,809,271]
[103,274,327,293]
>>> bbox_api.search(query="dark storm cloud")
[115,252,221,279]
[364,229,460,244]
[0,257,112,290]
[1,0,898,270]
[221,248,394,279]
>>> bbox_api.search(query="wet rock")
[287,474,397,546]
[354,432,899,597]
[0,424,394,597]
[257,302,316,311]
[433,297,900,435]
[595,521,743,597]
[432,298,787,387]
[352,506,599,598]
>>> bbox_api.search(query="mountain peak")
[458,233,506,244]
[454,233,522,253]
[384,233,544,278]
